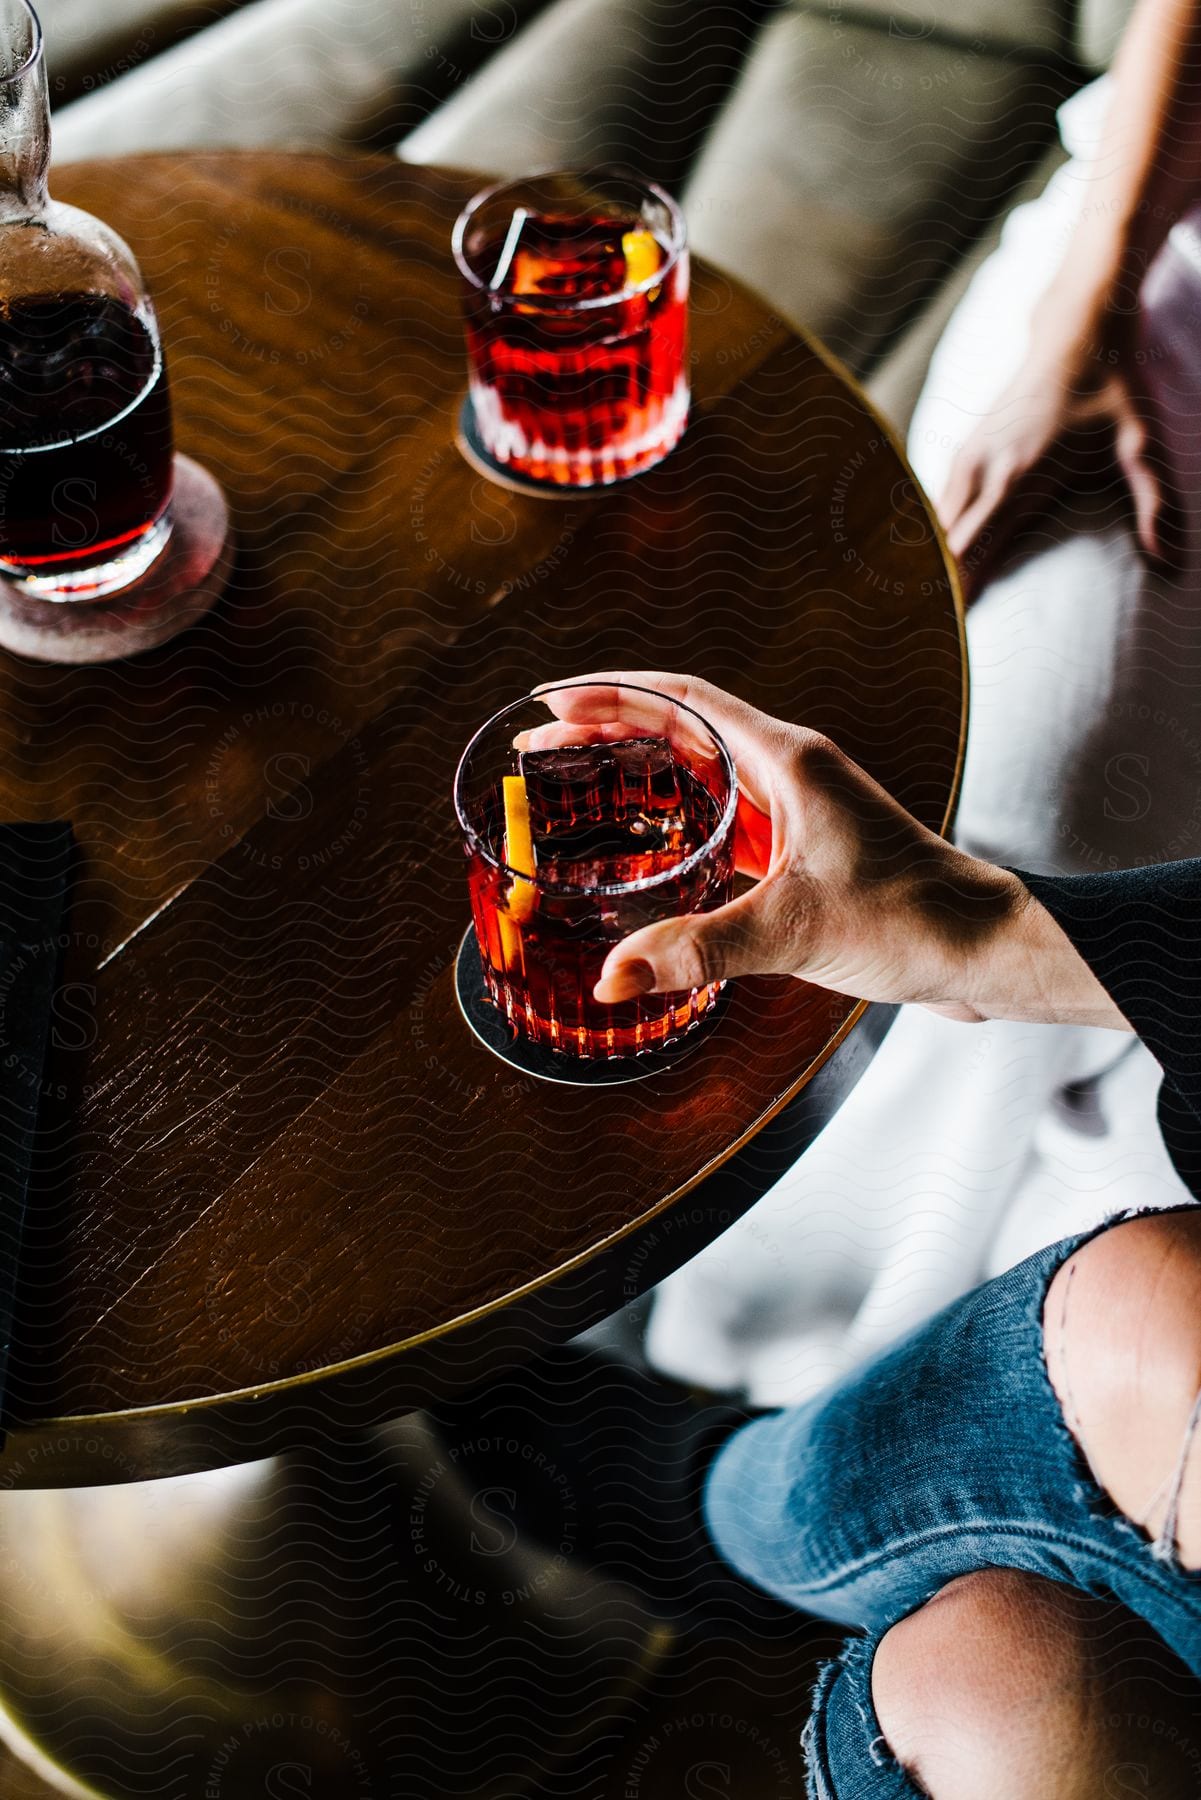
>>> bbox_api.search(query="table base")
[0,1420,671,1799]
[0,456,233,665]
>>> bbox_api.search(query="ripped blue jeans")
[703,1212,1201,1798]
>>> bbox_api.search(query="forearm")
[1036,0,1201,354]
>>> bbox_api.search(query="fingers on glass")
[526,677,719,764]
[531,670,776,793]
[514,720,641,753]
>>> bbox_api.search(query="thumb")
[593,882,791,1003]
[1110,382,1166,561]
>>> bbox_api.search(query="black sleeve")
[1014,861,1201,1199]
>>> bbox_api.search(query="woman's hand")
[534,672,1129,1031]
[939,355,1172,597]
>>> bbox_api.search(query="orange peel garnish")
[502,773,537,924]
[622,227,661,295]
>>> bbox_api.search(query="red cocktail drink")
[456,685,735,1059]
[0,0,178,601]
[454,173,689,488]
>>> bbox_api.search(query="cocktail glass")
[454,681,736,1059]
[452,170,689,488]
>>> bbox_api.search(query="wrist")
[956,866,1131,1030]
[905,848,1033,1022]
[1029,237,1135,368]
[932,861,1035,1021]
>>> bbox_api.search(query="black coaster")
[454,926,720,1086]
[455,393,666,498]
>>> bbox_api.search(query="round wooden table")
[0,151,965,1487]
[0,153,965,1800]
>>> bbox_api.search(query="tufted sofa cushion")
[398,0,770,196]
[1074,0,1137,69]
[41,0,1120,433]
[49,0,547,160]
[867,138,1068,431]
[789,0,1074,61]
[682,8,1065,371]
[37,1,247,101]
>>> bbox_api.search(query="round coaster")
[454,926,721,1086]
[455,393,674,498]
[0,454,234,665]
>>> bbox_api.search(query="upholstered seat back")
[789,0,1073,58]
[1075,0,1137,69]
[45,0,550,159]
[31,0,1142,424]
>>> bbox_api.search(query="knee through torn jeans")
[703,1208,1201,1798]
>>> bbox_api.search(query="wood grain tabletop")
[0,153,965,1483]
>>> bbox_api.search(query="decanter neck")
[0,4,50,223]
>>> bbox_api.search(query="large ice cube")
[519,742,614,833]
[520,736,689,869]
[506,218,627,302]
[609,736,681,815]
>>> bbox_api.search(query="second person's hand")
[939,360,1173,597]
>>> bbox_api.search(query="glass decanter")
[0,0,174,601]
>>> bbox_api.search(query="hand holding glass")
[455,682,735,1059]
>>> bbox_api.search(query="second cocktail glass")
[453,170,690,488]
[455,682,736,1060]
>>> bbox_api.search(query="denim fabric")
[704,1210,1201,1798]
